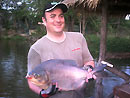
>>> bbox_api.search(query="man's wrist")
[40,89,50,98]
[84,60,95,68]
[39,85,58,98]
[83,65,94,71]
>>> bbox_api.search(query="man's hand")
[85,71,96,82]
[83,65,94,72]
[83,65,96,82]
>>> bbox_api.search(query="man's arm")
[81,34,94,68]
[27,48,42,94]
[27,48,58,97]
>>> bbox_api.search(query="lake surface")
[0,40,130,98]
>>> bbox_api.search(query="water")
[0,40,130,98]
[0,40,38,98]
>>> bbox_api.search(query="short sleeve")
[27,48,41,74]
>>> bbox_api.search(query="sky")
[125,14,130,20]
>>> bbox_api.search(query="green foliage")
[64,8,77,21]
[107,37,130,52]
[1,35,27,40]
[86,15,101,33]
[107,17,130,36]
[84,34,130,58]
[31,26,46,38]
[85,34,100,58]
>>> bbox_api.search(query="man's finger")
[93,74,97,79]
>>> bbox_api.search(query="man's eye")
[60,15,64,18]
[50,15,55,18]
[33,73,40,79]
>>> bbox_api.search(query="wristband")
[48,84,58,95]
[40,89,50,98]
[39,85,58,98]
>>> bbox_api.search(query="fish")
[26,59,107,91]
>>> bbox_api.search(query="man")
[27,1,95,98]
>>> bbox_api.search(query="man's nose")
[56,16,61,22]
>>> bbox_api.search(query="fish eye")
[33,73,40,79]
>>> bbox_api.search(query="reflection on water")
[0,40,130,98]
[103,73,124,97]
[0,40,38,98]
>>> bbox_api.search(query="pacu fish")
[26,59,107,91]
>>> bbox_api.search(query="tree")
[98,0,108,62]
[1,0,29,31]
[64,8,76,32]
[0,9,2,37]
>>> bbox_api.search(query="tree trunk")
[115,17,121,37]
[13,17,17,32]
[99,0,108,62]
[67,15,74,32]
[25,18,29,33]
[80,9,86,35]
[0,15,2,37]
[82,9,86,35]
[97,1,108,97]
[80,18,82,33]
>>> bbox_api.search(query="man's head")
[43,2,68,18]
[42,2,68,34]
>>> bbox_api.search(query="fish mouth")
[31,81,44,86]
[32,81,50,89]
[26,75,49,85]
[28,77,51,89]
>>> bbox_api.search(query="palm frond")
[63,0,100,9]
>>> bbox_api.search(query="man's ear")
[42,17,46,26]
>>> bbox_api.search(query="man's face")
[42,8,65,34]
